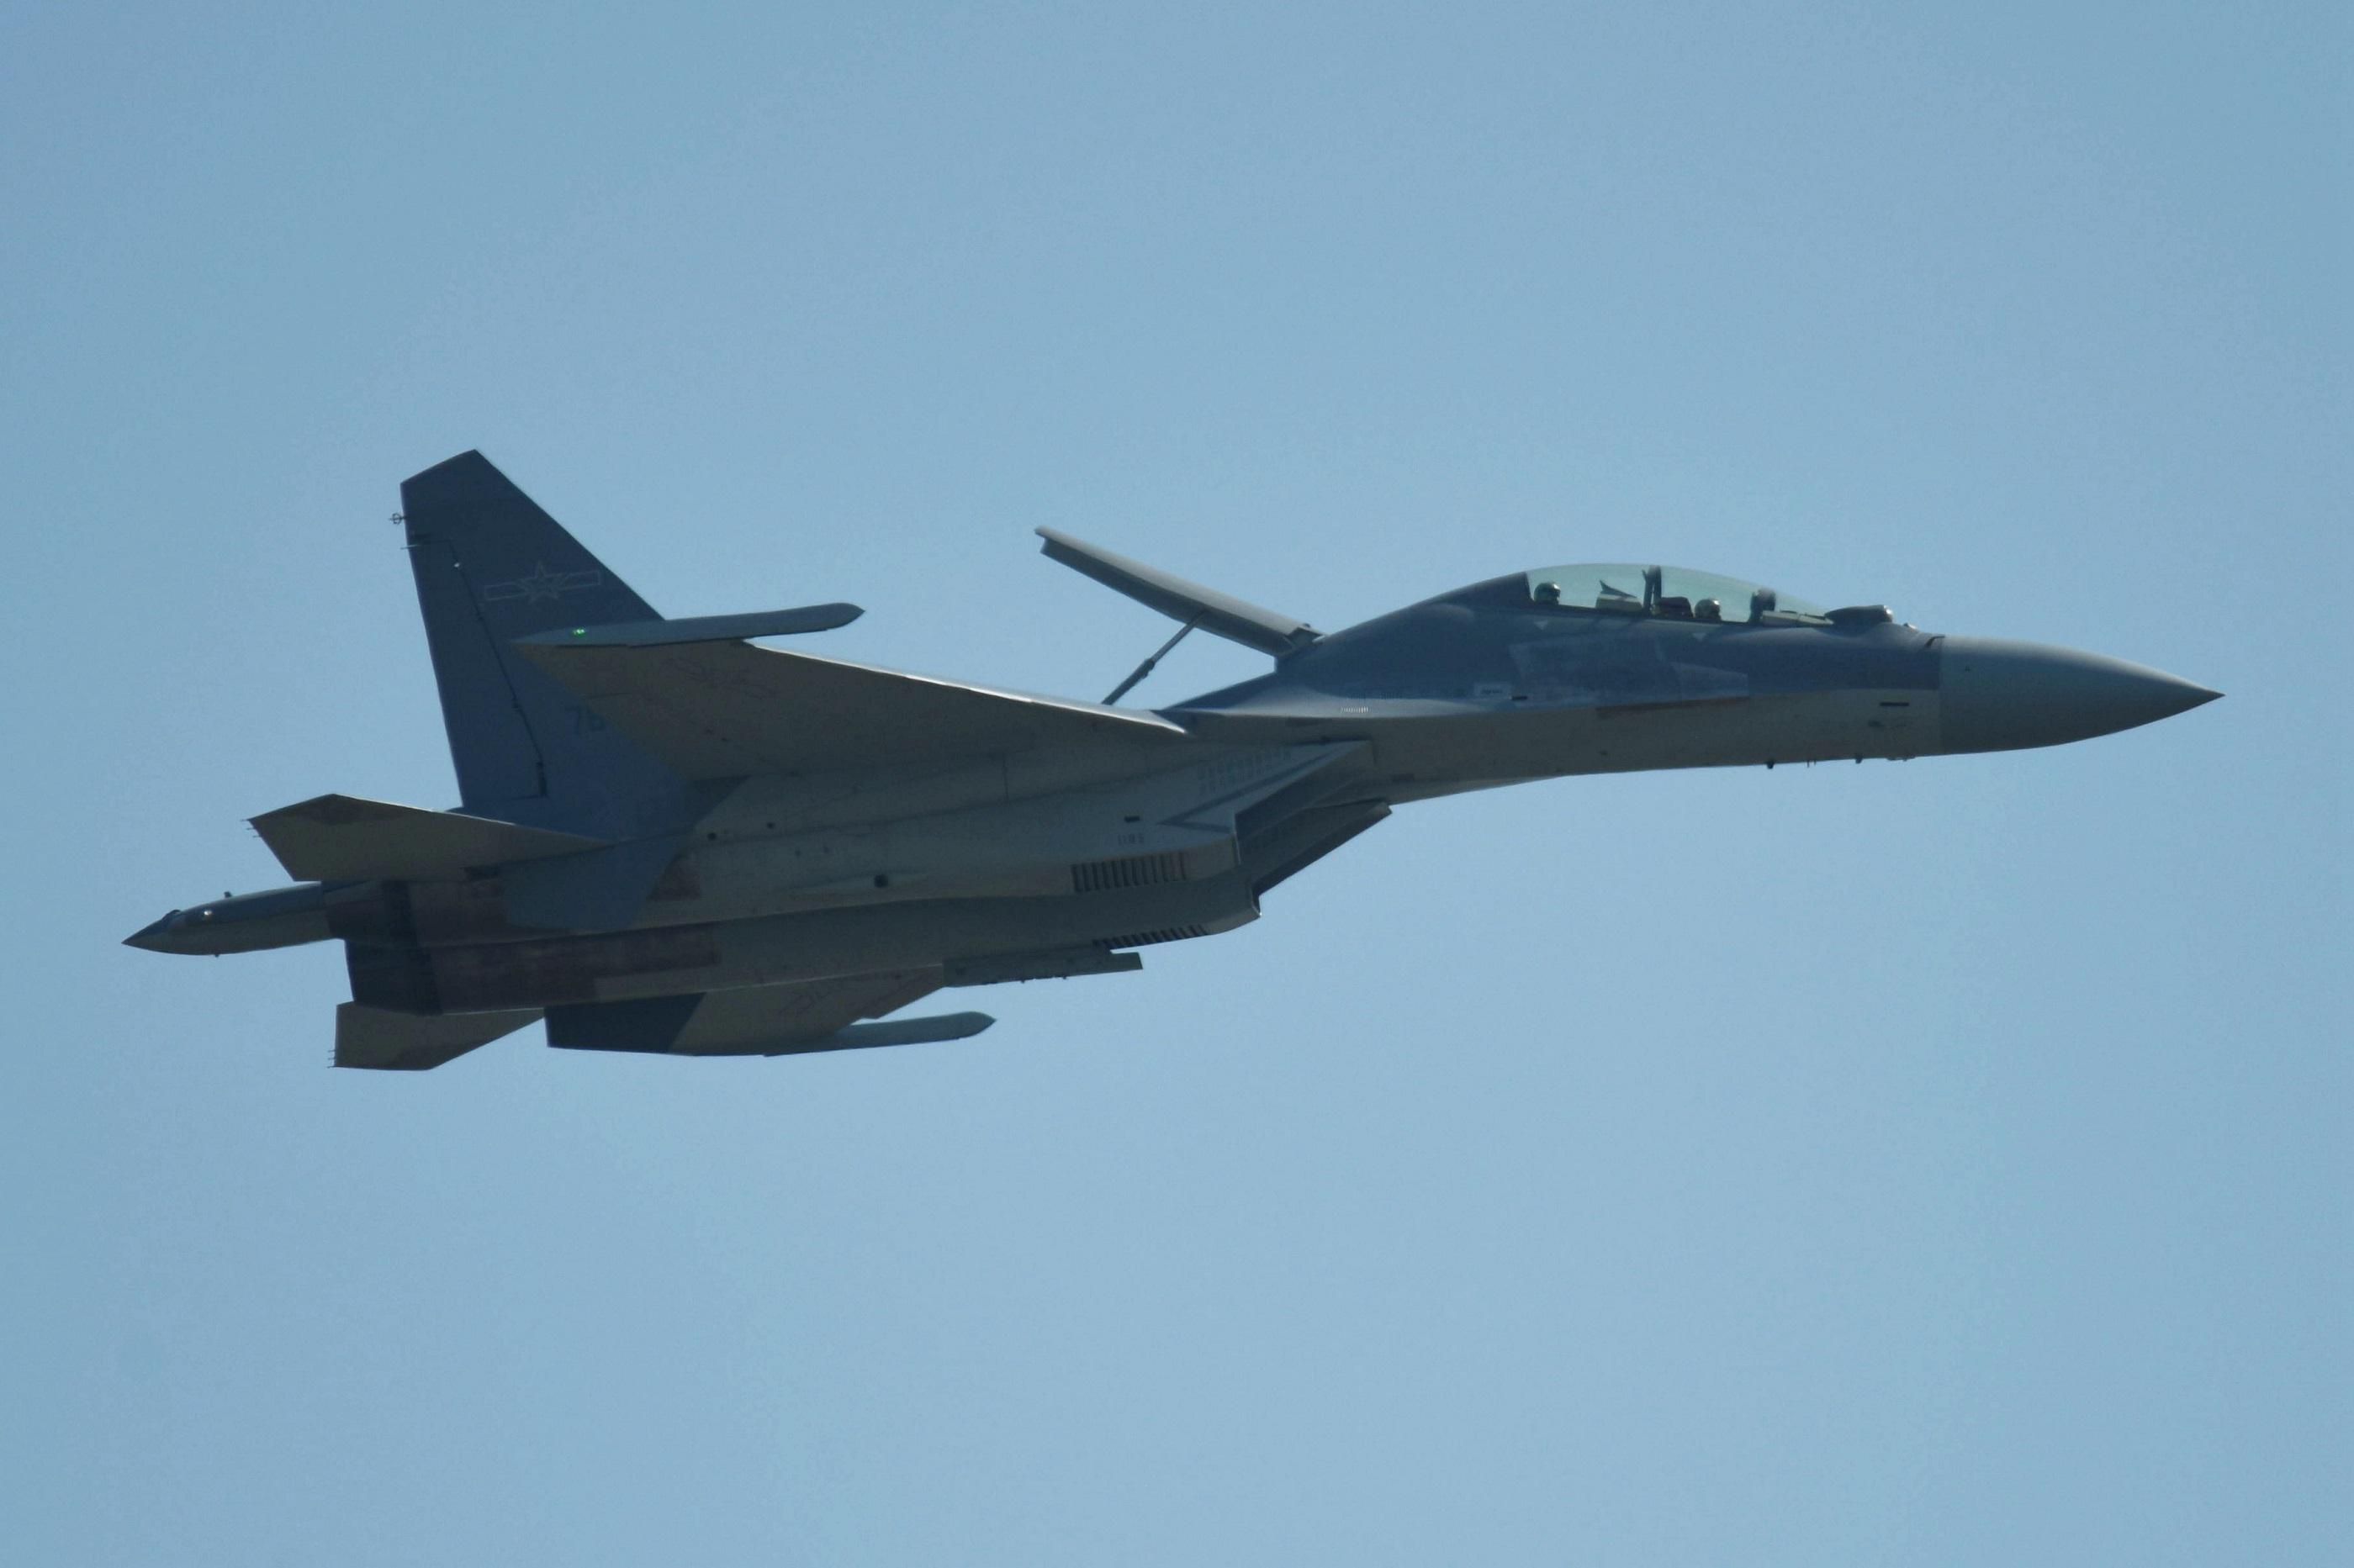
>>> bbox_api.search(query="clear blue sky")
[3,4,2345,1562]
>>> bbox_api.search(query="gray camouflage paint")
[124,453,2219,1064]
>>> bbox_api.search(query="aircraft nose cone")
[1939,636,2219,754]
[124,911,188,953]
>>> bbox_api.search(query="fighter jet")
[126,451,2219,1069]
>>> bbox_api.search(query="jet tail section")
[399,451,698,842]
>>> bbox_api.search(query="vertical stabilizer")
[399,451,707,846]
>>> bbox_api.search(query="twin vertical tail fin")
[399,450,708,867]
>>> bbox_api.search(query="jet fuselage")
[125,453,2217,1067]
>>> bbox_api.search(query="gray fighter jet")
[128,452,2219,1069]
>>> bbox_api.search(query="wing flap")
[514,639,1191,780]
[252,795,609,883]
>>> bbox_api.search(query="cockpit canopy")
[1523,564,1833,626]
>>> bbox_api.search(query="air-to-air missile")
[128,452,2218,1069]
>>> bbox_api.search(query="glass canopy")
[1522,564,1832,626]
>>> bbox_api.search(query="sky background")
[2,3,2346,1562]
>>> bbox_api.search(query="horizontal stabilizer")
[512,603,863,648]
[515,640,1189,781]
[252,795,609,883]
[335,1002,541,1071]
[1037,527,1319,656]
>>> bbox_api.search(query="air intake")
[1071,850,1188,894]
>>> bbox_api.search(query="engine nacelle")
[324,878,525,948]
[346,924,723,1014]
